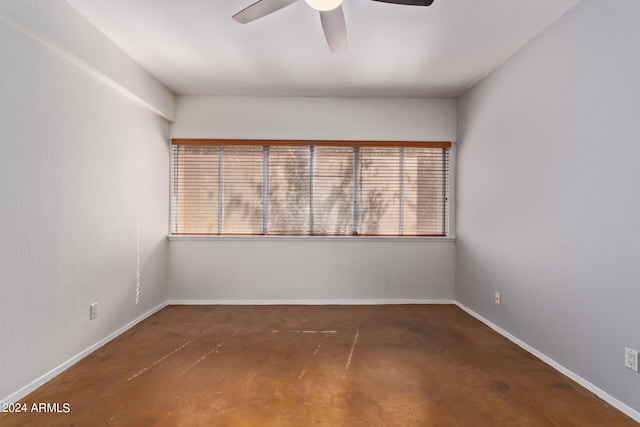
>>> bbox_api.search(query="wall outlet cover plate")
[624,347,638,372]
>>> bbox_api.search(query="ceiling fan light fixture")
[304,0,343,12]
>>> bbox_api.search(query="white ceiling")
[66,0,580,98]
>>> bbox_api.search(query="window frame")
[170,139,454,239]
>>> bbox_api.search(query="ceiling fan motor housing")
[305,0,343,11]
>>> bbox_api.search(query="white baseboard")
[1,301,167,405]
[167,298,455,305]
[455,302,640,424]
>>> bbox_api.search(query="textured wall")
[457,0,640,414]
[169,96,457,303]
[171,96,456,142]
[0,1,172,402]
[169,239,455,302]
[0,0,175,121]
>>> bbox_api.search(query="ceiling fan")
[232,0,435,53]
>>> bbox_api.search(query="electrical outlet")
[90,303,98,320]
[625,347,638,372]
[495,292,501,306]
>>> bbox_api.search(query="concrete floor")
[1,305,637,426]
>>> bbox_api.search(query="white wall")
[169,239,454,302]
[0,1,173,402]
[0,0,175,121]
[171,96,456,141]
[169,96,456,302]
[457,0,640,414]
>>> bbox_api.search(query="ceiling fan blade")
[233,0,299,24]
[370,0,434,5]
[319,6,347,53]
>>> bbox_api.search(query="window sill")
[167,235,456,242]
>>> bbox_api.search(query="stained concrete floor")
[1,305,637,426]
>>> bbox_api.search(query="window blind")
[359,147,401,235]
[222,146,263,234]
[402,147,449,236]
[313,146,354,235]
[170,145,220,234]
[268,146,311,235]
[171,140,450,237]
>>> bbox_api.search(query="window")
[171,140,450,237]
